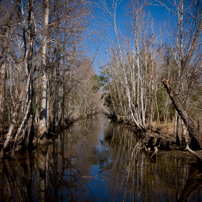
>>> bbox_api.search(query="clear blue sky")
[85,0,174,75]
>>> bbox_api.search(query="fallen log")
[185,144,202,161]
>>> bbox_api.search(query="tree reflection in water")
[0,115,202,201]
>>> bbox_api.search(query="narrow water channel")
[0,114,202,201]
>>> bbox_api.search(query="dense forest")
[0,0,101,157]
[96,0,202,153]
[0,0,202,158]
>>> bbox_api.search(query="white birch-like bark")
[179,0,188,141]
[38,0,50,137]
[112,1,145,130]
[2,0,35,152]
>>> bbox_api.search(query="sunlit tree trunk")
[179,0,188,143]
[149,57,154,131]
[38,0,50,138]
[12,0,35,148]
[1,0,35,155]
[22,0,35,147]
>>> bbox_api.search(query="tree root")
[143,136,161,158]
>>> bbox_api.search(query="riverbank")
[0,112,98,159]
[104,112,201,161]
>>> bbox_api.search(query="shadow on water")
[0,114,202,201]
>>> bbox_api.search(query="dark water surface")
[0,115,202,202]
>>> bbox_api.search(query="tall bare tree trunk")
[0,1,17,136]
[12,0,35,149]
[135,25,141,125]
[149,58,154,131]
[179,0,188,143]
[22,0,35,147]
[61,49,66,126]
[53,31,60,131]
[38,0,50,139]
[1,0,36,157]
[0,26,8,136]
[162,7,202,148]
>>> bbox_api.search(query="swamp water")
[0,115,202,202]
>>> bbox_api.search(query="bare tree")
[38,0,50,140]
[161,0,202,150]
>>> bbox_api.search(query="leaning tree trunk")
[162,78,202,150]
[2,0,36,157]
[0,0,35,156]
[161,17,202,151]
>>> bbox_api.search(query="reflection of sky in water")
[1,115,202,201]
[88,164,127,201]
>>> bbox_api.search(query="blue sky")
[86,0,174,75]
